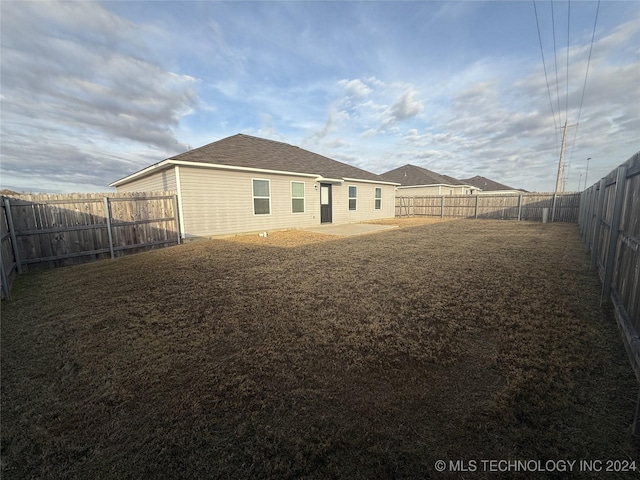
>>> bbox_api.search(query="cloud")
[308,11,635,192]
[388,88,424,122]
[0,1,198,190]
[338,78,372,98]
[335,79,425,136]
[302,106,350,149]
[1,2,636,194]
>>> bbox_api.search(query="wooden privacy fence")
[1,199,17,300]
[0,192,180,300]
[396,192,580,222]
[577,151,640,433]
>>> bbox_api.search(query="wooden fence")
[1,199,17,300]
[577,152,640,433]
[396,192,580,222]
[0,192,180,299]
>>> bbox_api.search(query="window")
[291,181,305,213]
[348,186,357,211]
[252,179,270,215]
[374,187,382,210]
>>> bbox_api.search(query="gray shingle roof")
[169,134,386,182]
[459,175,517,191]
[380,164,464,186]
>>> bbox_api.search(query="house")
[380,164,477,195]
[459,175,525,195]
[110,134,398,238]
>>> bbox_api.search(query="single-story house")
[459,176,525,195]
[380,164,478,195]
[110,134,399,238]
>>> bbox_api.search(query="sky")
[1,0,638,193]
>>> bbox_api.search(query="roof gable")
[169,134,385,182]
[380,164,464,186]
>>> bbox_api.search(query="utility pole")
[555,120,577,193]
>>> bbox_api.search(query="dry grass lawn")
[1,219,638,479]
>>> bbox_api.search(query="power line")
[567,0,601,170]
[551,1,562,123]
[533,0,558,129]
[574,0,600,135]
[565,0,571,122]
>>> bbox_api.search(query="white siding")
[177,167,394,237]
[330,182,395,225]
[115,168,176,193]
[118,165,396,237]
[178,168,322,237]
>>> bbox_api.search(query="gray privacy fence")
[578,151,640,433]
[0,192,181,300]
[396,192,580,222]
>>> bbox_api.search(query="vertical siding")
[176,167,395,237]
[116,169,176,193]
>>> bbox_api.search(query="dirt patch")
[224,217,449,248]
[2,220,638,479]
[362,216,451,227]
[221,229,336,248]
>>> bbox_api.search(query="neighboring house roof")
[111,134,396,187]
[459,175,519,191]
[380,164,465,186]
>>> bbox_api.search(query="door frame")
[320,183,332,224]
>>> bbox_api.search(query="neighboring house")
[110,134,398,238]
[380,164,477,195]
[459,175,525,195]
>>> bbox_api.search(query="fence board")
[0,192,180,299]
[0,199,17,299]
[578,151,640,433]
[395,192,580,222]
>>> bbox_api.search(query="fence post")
[0,258,10,300]
[578,189,588,234]
[440,196,445,219]
[602,165,627,300]
[3,197,22,274]
[474,195,479,219]
[0,200,11,298]
[590,178,607,271]
[517,194,522,221]
[584,188,590,231]
[585,185,597,250]
[583,188,591,237]
[173,194,181,244]
[577,191,583,229]
[103,197,115,259]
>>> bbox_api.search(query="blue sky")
[1,1,638,193]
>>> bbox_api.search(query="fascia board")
[109,160,173,187]
[110,159,320,187]
[341,177,401,186]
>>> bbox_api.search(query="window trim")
[348,185,357,211]
[252,178,271,215]
[291,181,305,214]
[374,187,382,210]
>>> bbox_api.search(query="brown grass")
[2,220,638,479]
